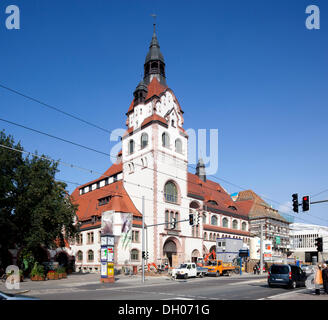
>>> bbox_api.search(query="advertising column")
[101,211,115,283]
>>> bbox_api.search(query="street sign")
[276,236,281,245]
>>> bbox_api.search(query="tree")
[0,130,78,270]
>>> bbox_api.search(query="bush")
[57,266,66,274]
[30,262,45,277]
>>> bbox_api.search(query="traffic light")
[142,251,146,259]
[302,196,310,212]
[292,194,299,213]
[146,251,149,259]
[315,237,323,252]
[189,213,194,225]
[171,218,176,229]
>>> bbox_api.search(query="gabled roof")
[71,165,141,222]
[187,173,249,218]
[127,77,168,114]
[235,190,288,223]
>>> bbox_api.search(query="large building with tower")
[67,26,252,272]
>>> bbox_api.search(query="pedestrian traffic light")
[189,213,194,225]
[315,237,323,252]
[292,193,299,213]
[302,196,310,212]
[171,218,176,229]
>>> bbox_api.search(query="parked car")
[170,263,197,279]
[268,264,307,289]
[0,291,40,300]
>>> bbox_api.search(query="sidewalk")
[266,288,328,300]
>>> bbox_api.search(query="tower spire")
[144,16,167,86]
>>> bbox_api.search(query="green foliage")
[0,130,79,267]
[30,262,45,277]
[57,266,66,274]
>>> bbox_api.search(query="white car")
[170,263,197,279]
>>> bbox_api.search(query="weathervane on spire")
[150,13,157,32]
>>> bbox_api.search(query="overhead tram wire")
[1,117,328,225]
[2,143,328,227]
[0,118,110,157]
[2,84,325,220]
[0,84,309,214]
[0,83,114,135]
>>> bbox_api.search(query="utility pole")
[142,196,145,283]
[260,222,263,275]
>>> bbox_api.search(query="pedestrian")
[322,263,328,294]
[314,264,323,295]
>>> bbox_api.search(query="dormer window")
[207,200,218,206]
[171,120,175,127]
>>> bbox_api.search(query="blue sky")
[0,0,327,226]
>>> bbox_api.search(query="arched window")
[87,250,94,262]
[162,132,170,148]
[175,139,182,153]
[76,251,83,262]
[131,249,139,261]
[164,181,178,203]
[141,133,148,149]
[211,215,218,226]
[204,232,207,240]
[232,220,238,229]
[222,218,228,228]
[242,222,247,231]
[202,214,207,224]
[128,140,135,154]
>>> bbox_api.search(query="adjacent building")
[234,190,291,262]
[289,222,328,263]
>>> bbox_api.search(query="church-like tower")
[122,25,191,265]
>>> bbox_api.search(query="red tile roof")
[187,173,249,217]
[141,113,168,127]
[127,78,168,114]
[71,178,141,222]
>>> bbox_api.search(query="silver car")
[0,291,40,300]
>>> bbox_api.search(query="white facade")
[289,222,328,263]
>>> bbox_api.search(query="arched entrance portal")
[163,240,177,267]
[191,249,200,263]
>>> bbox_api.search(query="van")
[268,264,307,289]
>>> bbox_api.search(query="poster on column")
[101,211,114,235]
[101,262,107,277]
[119,213,132,251]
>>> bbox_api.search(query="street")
[1,273,317,300]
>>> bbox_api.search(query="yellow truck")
[205,260,239,277]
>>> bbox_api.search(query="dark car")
[268,264,307,289]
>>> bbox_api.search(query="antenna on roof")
[150,13,157,32]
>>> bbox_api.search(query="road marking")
[258,288,308,300]
[229,279,266,286]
